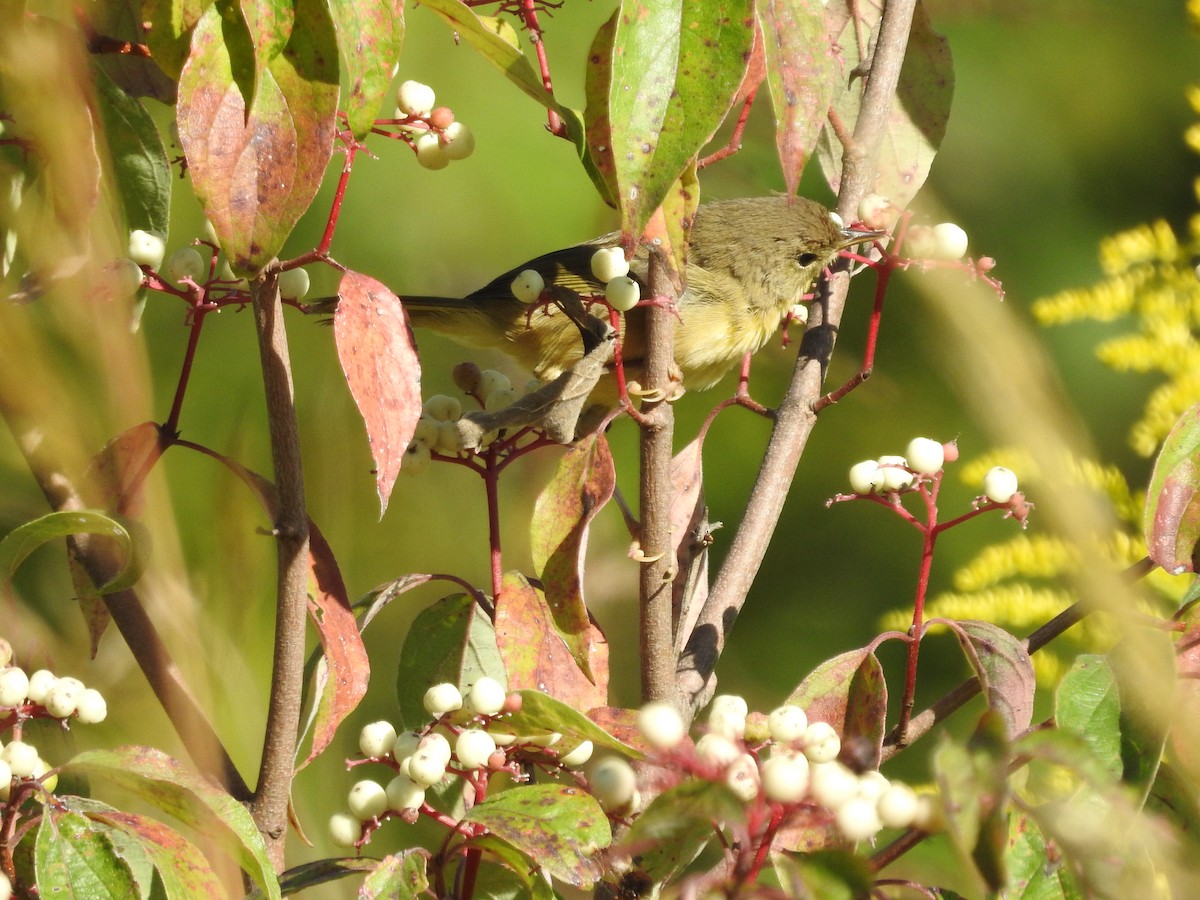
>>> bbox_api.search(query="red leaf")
[495,572,608,711]
[530,433,616,679]
[334,270,422,515]
[1144,402,1200,574]
[299,522,370,769]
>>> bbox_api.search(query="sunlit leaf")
[334,270,422,515]
[951,619,1035,737]
[1144,401,1200,574]
[329,0,404,137]
[620,780,741,884]
[788,647,887,767]
[0,510,143,595]
[360,850,430,899]
[490,690,637,757]
[35,811,139,899]
[143,0,213,80]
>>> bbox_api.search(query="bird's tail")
[400,295,509,351]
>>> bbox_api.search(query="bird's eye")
[797,252,820,267]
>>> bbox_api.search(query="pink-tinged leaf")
[86,421,165,516]
[495,572,609,711]
[1144,402,1200,573]
[463,785,610,888]
[815,0,952,210]
[601,0,754,241]
[587,706,654,752]
[65,746,277,898]
[950,619,1035,737]
[328,0,405,138]
[177,0,338,273]
[530,433,616,680]
[81,806,228,898]
[335,270,422,515]
[360,850,431,899]
[35,810,140,898]
[298,522,370,769]
[583,12,620,203]
[1172,625,1200,783]
[759,0,839,197]
[787,647,887,766]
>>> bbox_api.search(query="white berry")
[397,80,436,116]
[762,753,810,803]
[454,729,496,769]
[0,871,10,900]
[558,740,594,768]
[26,670,56,704]
[848,460,883,495]
[385,772,426,812]
[484,387,520,412]
[392,730,421,762]
[802,721,841,764]
[465,677,507,716]
[983,466,1019,504]
[767,705,808,743]
[359,721,399,759]
[3,740,39,778]
[110,258,146,297]
[74,688,107,724]
[423,682,463,717]
[694,733,740,768]
[510,269,545,304]
[590,247,630,283]
[401,442,432,475]
[877,455,914,492]
[128,230,165,268]
[605,276,641,311]
[905,437,945,475]
[835,795,883,842]
[439,122,475,160]
[0,760,11,800]
[932,222,969,260]
[725,753,760,802]
[422,394,463,422]
[0,668,28,708]
[877,782,919,828]
[328,811,361,848]
[278,267,310,301]
[347,779,388,820]
[44,678,84,718]
[165,247,206,283]
[808,761,859,809]
[414,131,449,170]
[637,702,686,750]
[587,756,637,811]
[856,769,890,801]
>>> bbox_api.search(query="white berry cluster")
[589,247,640,312]
[624,696,941,844]
[403,366,534,474]
[848,436,952,495]
[331,678,594,849]
[0,661,108,801]
[394,80,475,171]
[902,222,970,261]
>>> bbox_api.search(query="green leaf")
[143,0,214,80]
[529,432,615,680]
[787,647,887,767]
[815,0,953,209]
[1144,401,1200,573]
[0,510,144,595]
[395,593,504,730]
[490,690,638,757]
[277,856,380,894]
[328,0,405,137]
[464,784,610,888]
[1004,813,1083,900]
[1110,632,1175,806]
[758,0,838,197]
[951,619,1035,737]
[603,0,753,241]
[620,780,741,883]
[92,65,172,237]
[773,849,873,900]
[177,0,339,274]
[64,747,279,900]
[1054,655,1121,779]
[36,811,139,899]
[360,850,430,899]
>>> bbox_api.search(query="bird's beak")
[837,226,887,249]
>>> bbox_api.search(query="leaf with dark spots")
[328,0,405,137]
[334,271,422,515]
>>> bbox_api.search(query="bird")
[401,195,875,394]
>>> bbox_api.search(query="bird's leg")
[732,351,771,416]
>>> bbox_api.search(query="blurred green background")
[1,0,1197,891]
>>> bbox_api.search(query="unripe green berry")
[75,688,107,724]
[347,779,388,820]
[411,415,440,449]
[558,740,594,768]
[983,466,1019,504]
[400,442,432,475]
[590,247,630,283]
[359,721,399,759]
[587,756,637,811]
[414,132,449,170]
[439,121,475,160]
[637,702,685,750]
[166,247,206,283]
[455,729,497,769]
[422,394,463,422]
[397,80,436,116]
[465,677,507,716]
[0,667,28,707]
[328,811,361,848]
[484,387,519,412]
[605,276,641,311]
[510,269,545,303]
[478,369,512,397]
[385,772,425,812]
[423,682,463,717]
[278,267,310,301]
[33,758,57,793]
[802,721,841,764]
[848,460,883,495]
[905,437,945,475]
[767,704,808,743]
[128,230,165,268]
